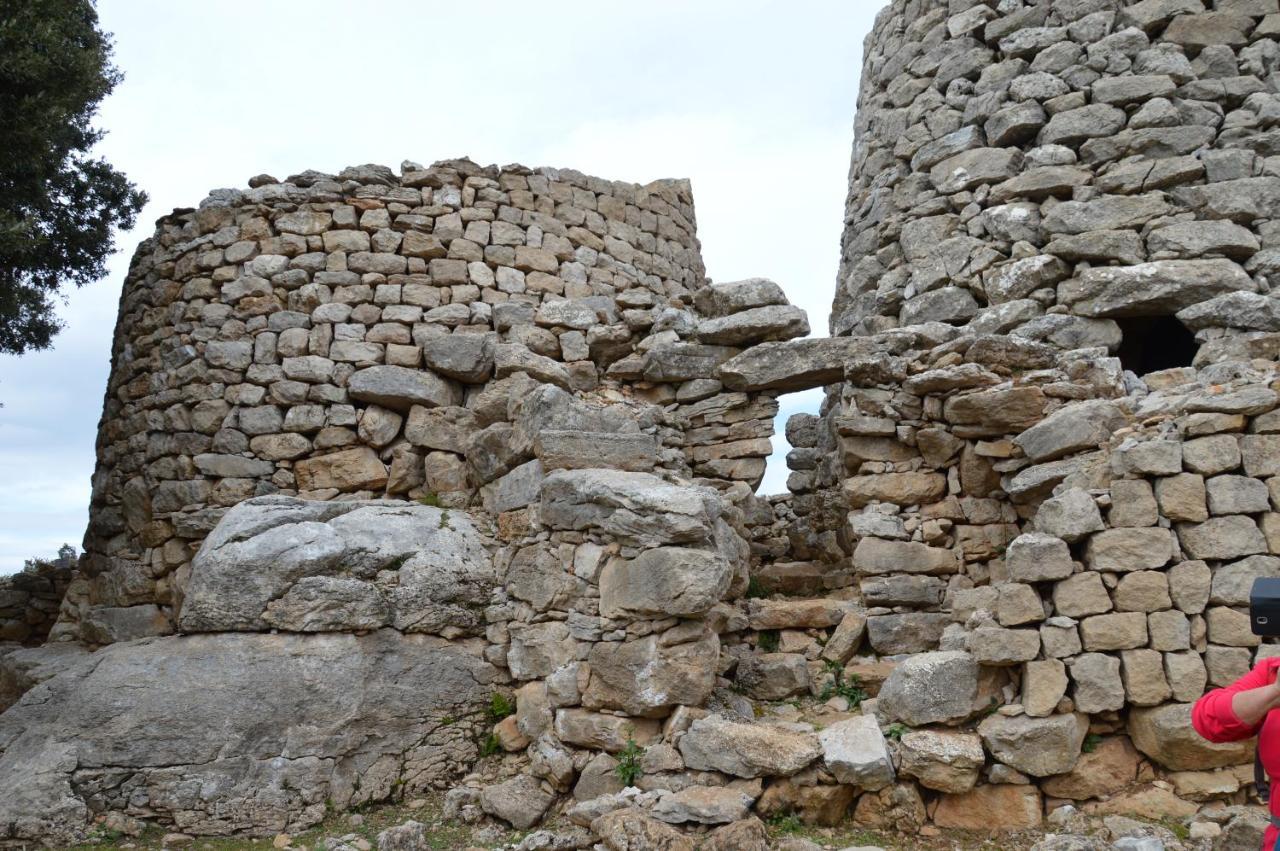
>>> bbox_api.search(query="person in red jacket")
[1192,657,1280,851]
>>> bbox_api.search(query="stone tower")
[9,0,1280,845]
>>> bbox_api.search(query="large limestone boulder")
[0,630,495,844]
[178,497,496,637]
[933,784,1042,831]
[590,807,694,851]
[678,716,821,778]
[540,470,732,549]
[1128,703,1255,770]
[598,548,733,618]
[582,632,719,717]
[977,712,1088,777]
[897,730,985,793]
[877,651,981,726]
[818,715,894,790]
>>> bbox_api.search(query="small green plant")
[885,722,908,741]
[479,732,502,757]
[488,692,515,722]
[418,492,444,507]
[766,812,805,835]
[818,661,868,708]
[1082,733,1103,754]
[439,509,450,529]
[614,733,645,786]
[439,715,458,727]
[757,629,780,652]
[745,576,766,599]
[1161,818,1191,841]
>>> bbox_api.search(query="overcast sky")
[0,1,876,574]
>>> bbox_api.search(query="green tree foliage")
[0,0,146,355]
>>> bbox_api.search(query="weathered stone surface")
[697,305,809,346]
[1006,532,1075,582]
[1053,572,1113,619]
[933,784,1042,831]
[1211,555,1280,606]
[1178,516,1267,561]
[348,365,460,411]
[651,786,753,826]
[1084,528,1174,572]
[640,342,737,384]
[678,716,821,779]
[0,631,495,844]
[591,808,694,851]
[1129,703,1255,770]
[877,651,979,726]
[734,652,810,700]
[1035,488,1105,542]
[717,337,867,392]
[294,448,387,492]
[179,497,494,635]
[978,713,1087,777]
[535,431,658,472]
[867,612,951,654]
[1059,260,1256,317]
[1040,736,1141,801]
[481,775,555,829]
[1080,612,1149,651]
[583,633,718,717]
[541,470,728,549]
[818,715,894,790]
[844,472,947,508]
[599,548,731,618]
[1015,401,1126,462]
[1023,659,1069,717]
[420,334,494,384]
[694,278,787,317]
[1069,652,1125,714]
[0,643,90,714]
[969,626,1041,665]
[852,537,959,576]
[702,817,770,851]
[897,730,984,794]
[553,709,660,753]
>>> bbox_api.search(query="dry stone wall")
[16,0,1280,846]
[66,158,807,647]
[0,556,74,645]
[740,0,1280,833]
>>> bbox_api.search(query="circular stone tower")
[67,158,809,644]
[837,0,1280,357]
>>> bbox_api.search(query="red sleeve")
[1193,658,1280,743]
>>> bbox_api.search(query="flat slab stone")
[0,630,496,844]
[717,337,871,392]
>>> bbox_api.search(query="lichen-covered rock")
[677,716,820,779]
[0,631,495,844]
[178,497,495,636]
[978,712,1088,778]
[877,651,980,726]
[818,715,894,790]
[897,730,984,794]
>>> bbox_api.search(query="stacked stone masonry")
[13,0,1280,846]
[63,157,805,645]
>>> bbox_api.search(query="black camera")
[1250,577,1280,636]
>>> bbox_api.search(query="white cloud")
[0,1,880,573]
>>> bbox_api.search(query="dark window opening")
[1115,315,1198,376]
